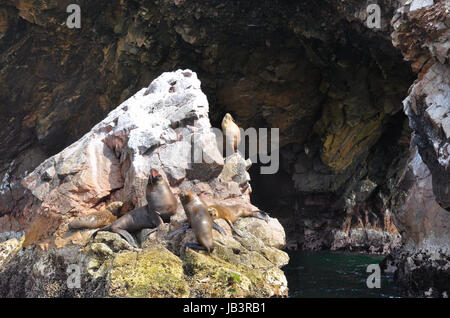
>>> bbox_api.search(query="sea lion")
[207,204,270,237]
[92,169,176,247]
[221,113,241,154]
[146,168,178,223]
[68,201,124,230]
[168,191,226,253]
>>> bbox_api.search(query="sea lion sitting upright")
[93,169,177,247]
[146,168,178,223]
[68,201,124,230]
[168,191,226,253]
[207,204,270,237]
[221,113,241,155]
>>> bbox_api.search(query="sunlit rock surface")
[0,70,288,297]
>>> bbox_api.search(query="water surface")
[284,250,402,298]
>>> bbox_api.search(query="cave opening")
[207,21,415,252]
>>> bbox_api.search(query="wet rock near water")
[387,147,450,297]
[381,247,450,298]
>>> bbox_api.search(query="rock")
[260,247,290,267]
[186,131,224,181]
[0,3,414,259]
[181,247,287,297]
[108,246,189,298]
[0,236,23,268]
[235,217,286,249]
[0,231,24,243]
[0,70,288,298]
[392,0,450,211]
[158,141,191,186]
[390,148,450,297]
[219,153,252,188]
[409,0,435,12]
[84,243,114,259]
[139,223,171,248]
[92,231,135,253]
[331,228,401,254]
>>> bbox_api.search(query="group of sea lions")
[68,113,269,253]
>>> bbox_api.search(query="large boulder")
[0,70,288,297]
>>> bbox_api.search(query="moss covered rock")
[108,246,189,298]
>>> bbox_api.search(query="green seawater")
[284,251,403,298]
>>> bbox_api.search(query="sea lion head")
[148,168,163,186]
[208,207,219,219]
[179,190,195,205]
[223,113,234,123]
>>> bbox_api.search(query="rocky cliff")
[381,0,450,297]
[0,0,449,297]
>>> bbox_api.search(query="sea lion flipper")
[168,225,190,238]
[111,228,138,247]
[138,227,159,244]
[254,210,270,222]
[90,225,111,241]
[184,242,208,252]
[231,227,245,238]
[212,222,226,235]
[224,220,245,238]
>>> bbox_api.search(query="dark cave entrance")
[248,109,411,251]
[207,20,415,251]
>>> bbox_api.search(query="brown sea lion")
[221,113,241,154]
[207,204,269,237]
[168,191,225,253]
[68,201,124,230]
[92,169,177,247]
[146,168,178,223]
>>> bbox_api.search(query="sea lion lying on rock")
[207,204,269,237]
[68,201,124,230]
[168,191,226,253]
[92,169,178,247]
